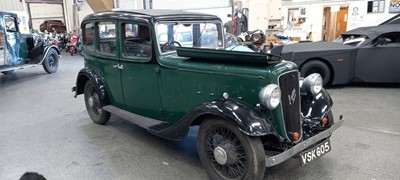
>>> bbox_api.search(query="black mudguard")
[73,66,108,103]
[301,89,333,120]
[149,99,280,141]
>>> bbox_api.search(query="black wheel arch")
[150,99,281,142]
[300,57,334,82]
[74,67,109,104]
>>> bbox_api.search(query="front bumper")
[265,116,343,167]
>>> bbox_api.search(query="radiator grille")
[279,71,301,142]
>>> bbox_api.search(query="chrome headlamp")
[302,73,323,95]
[259,84,281,110]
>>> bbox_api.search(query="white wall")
[282,0,399,41]
[0,0,24,11]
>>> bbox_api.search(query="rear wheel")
[197,118,266,180]
[43,48,59,74]
[300,60,331,86]
[84,80,110,125]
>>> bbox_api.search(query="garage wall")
[29,3,64,31]
[0,0,24,11]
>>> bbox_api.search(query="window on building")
[367,0,385,13]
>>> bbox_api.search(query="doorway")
[322,6,348,41]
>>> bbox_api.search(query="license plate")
[299,139,331,166]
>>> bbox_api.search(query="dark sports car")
[272,15,400,86]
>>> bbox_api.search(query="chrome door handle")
[113,64,124,70]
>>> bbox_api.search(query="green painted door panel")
[120,61,164,120]
[85,52,125,108]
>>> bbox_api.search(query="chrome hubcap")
[88,96,94,107]
[214,146,228,165]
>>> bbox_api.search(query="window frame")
[120,20,153,63]
[96,21,118,57]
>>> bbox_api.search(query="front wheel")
[300,60,331,86]
[84,80,110,125]
[42,48,59,74]
[198,118,266,180]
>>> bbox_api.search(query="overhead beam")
[85,0,114,12]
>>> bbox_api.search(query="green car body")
[0,11,60,74]
[73,10,343,180]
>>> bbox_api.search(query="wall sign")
[389,0,400,13]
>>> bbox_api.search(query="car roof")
[379,13,400,25]
[341,24,400,39]
[82,9,221,23]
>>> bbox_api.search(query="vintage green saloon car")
[72,10,343,180]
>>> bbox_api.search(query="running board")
[0,64,38,73]
[103,105,166,129]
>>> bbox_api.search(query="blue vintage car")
[0,11,60,75]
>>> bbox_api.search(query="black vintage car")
[0,11,60,75]
[272,15,400,86]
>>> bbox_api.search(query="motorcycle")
[66,33,80,55]
[237,29,266,53]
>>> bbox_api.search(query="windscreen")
[156,21,224,53]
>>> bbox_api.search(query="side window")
[4,16,18,32]
[84,23,94,51]
[374,32,400,45]
[123,23,152,59]
[98,22,117,55]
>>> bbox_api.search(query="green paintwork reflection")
[157,53,297,138]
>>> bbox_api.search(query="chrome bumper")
[265,116,344,167]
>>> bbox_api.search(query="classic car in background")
[0,11,60,75]
[272,17,400,86]
[72,10,342,180]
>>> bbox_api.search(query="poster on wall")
[390,0,400,13]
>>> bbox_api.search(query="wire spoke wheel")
[198,118,265,180]
[206,127,247,179]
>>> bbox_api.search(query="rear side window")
[84,23,94,51]
[98,22,117,55]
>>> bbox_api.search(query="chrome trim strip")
[265,117,343,167]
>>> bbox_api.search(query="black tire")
[300,60,331,86]
[84,80,111,125]
[42,48,59,74]
[198,118,266,180]
[1,70,14,74]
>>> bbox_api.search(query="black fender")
[39,45,60,64]
[72,66,108,103]
[301,89,333,120]
[149,99,280,141]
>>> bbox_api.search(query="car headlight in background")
[259,84,281,110]
[302,73,323,95]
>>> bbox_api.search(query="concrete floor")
[1,53,399,180]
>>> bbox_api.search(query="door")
[335,7,348,39]
[355,32,400,83]
[3,15,21,66]
[119,22,164,120]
